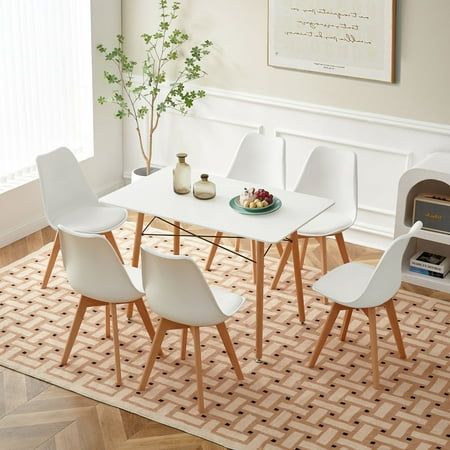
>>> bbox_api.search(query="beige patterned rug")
[0,223,449,450]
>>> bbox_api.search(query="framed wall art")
[268,0,397,82]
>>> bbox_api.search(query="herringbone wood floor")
[0,218,448,449]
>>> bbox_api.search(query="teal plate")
[229,196,282,215]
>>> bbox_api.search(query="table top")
[101,168,334,244]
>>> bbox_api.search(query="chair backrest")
[355,221,423,307]
[58,226,142,303]
[227,133,286,189]
[294,146,357,222]
[36,147,98,227]
[141,247,229,326]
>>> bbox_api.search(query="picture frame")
[268,0,397,82]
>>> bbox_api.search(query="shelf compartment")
[401,237,450,293]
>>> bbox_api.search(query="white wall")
[122,0,450,124]
[0,0,124,247]
[121,0,450,250]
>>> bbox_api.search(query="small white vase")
[131,166,159,183]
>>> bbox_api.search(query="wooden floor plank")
[52,421,82,450]
[0,421,72,450]
[97,404,127,449]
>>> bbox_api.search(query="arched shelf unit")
[395,152,450,294]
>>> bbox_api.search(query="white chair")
[309,222,423,388]
[271,146,358,291]
[139,246,245,413]
[58,226,157,387]
[36,147,127,288]
[205,132,286,272]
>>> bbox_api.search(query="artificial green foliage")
[97,0,212,174]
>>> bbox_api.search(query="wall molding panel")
[204,87,450,137]
[173,111,263,134]
[274,128,414,160]
[123,86,450,250]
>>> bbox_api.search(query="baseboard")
[0,216,49,249]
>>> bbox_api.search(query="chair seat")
[210,286,245,318]
[298,211,353,237]
[53,205,127,233]
[313,262,375,305]
[125,266,144,295]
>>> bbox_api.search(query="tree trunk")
[147,113,154,176]
[146,134,153,176]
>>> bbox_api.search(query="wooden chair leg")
[318,236,328,304]
[126,303,134,320]
[335,232,350,264]
[276,242,284,257]
[135,299,164,357]
[110,304,122,386]
[134,298,156,340]
[235,237,241,252]
[216,322,244,380]
[139,319,169,391]
[340,309,353,341]
[367,308,380,389]
[384,299,406,359]
[104,231,124,264]
[191,326,205,413]
[271,242,292,290]
[61,295,89,365]
[42,232,60,289]
[299,237,309,269]
[318,236,328,275]
[181,328,188,360]
[309,302,342,367]
[105,304,111,338]
[205,232,223,271]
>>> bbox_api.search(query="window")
[0,0,93,192]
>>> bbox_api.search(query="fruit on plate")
[239,187,274,209]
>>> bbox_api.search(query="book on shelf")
[409,251,449,274]
[409,266,449,279]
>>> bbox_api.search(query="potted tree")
[97,0,212,179]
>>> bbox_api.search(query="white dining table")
[101,167,334,360]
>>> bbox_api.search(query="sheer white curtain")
[0,0,93,191]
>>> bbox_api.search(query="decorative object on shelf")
[173,153,191,194]
[193,174,216,200]
[96,0,213,176]
[268,0,397,82]
[229,195,282,215]
[409,251,450,279]
[413,194,450,234]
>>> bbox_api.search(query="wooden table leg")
[129,212,144,319]
[173,221,180,255]
[255,241,265,362]
[251,240,257,284]
[132,213,144,268]
[290,232,306,323]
